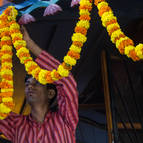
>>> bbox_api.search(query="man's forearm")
[27,39,42,57]
[21,26,42,57]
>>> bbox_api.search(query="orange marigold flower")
[1,58,12,63]
[79,5,92,11]
[0,50,12,56]
[129,50,140,61]
[0,113,8,118]
[79,15,91,21]
[10,29,20,34]
[23,59,33,64]
[1,40,12,46]
[105,19,117,27]
[4,102,15,109]
[9,21,16,25]
[94,0,105,6]
[98,5,111,17]
[108,26,120,36]
[0,15,8,21]
[0,82,13,88]
[68,50,80,60]
[1,31,10,37]
[114,34,126,43]
[75,26,87,35]
[45,71,54,83]
[54,71,62,79]
[1,66,12,70]
[13,37,22,43]
[19,52,30,59]
[14,45,23,50]
[62,62,72,70]
[73,41,83,48]
[33,69,41,80]
[0,92,13,97]
[2,74,12,80]
[118,39,134,54]
[4,8,11,15]
[27,65,38,73]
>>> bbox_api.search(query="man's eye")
[25,83,29,86]
[25,82,30,86]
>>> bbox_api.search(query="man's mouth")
[27,91,35,96]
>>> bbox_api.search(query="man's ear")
[47,89,56,99]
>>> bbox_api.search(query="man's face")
[25,77,48,105]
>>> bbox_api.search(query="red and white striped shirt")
[0,51,78,143]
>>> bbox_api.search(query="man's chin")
[26,96,38,104]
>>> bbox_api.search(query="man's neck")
[31,105,49,123]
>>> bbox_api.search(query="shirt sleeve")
[0,112,16,141]
[35,51,79,131]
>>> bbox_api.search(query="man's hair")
[25,74,58,112]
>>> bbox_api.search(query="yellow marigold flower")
[51,69,59,81]
[64,55,77,66]
[1,88,13,92]
[69,45,82,53]
[107,23,120,32]
[0,27,9,33]
[1,80,13,86]
[101,12,115,27]
[1,45,12,51]
[1,63,13,68]
[10,23,20,31]
[97,1,108,10]
[31,67,41,79]
[38,69,48,85]
[7,80,13,84]
[76,20,90,29]
[80,0,92,7]
[80,9,90,15]
[1,36,11,41]
[1,54,12,60]
[1,69,13,76]
[13,40,26,48]
[8,16,13,21]
[124,46,135,57]
[16,47,29,57]
[2,97,13,102]
[19,56,33,64]
[111,29,124,43]
[0,116,6,120]
[72,33,87,43]
[25,61,38,71]
[0,103,11,113]
[9,6,18,18]
[135,44,143,59]
[11,33,23,40]
[57,65,69,77]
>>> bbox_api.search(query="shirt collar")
[28,111,52,127]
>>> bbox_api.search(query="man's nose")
[27,84,34,90]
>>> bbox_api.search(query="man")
[0,27,79,143]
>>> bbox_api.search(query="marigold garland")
[0,0,92,119]
[0,7,15,119]
[94,0,143,61]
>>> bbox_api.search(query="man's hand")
[20,26,42,57]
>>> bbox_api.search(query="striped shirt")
[0,51,78,143]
